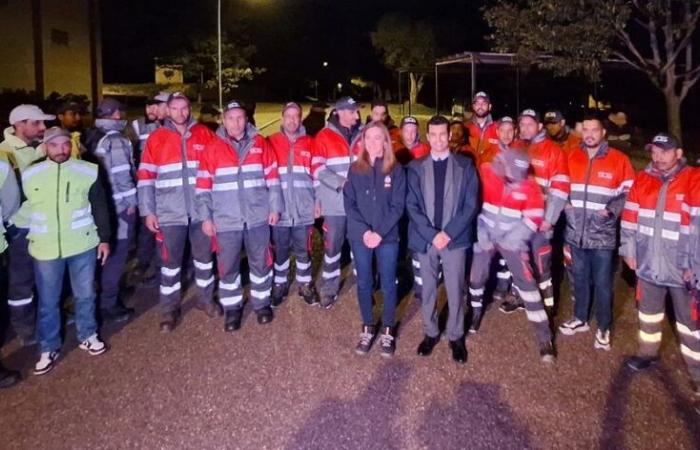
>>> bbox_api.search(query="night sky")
[101,0,488,94]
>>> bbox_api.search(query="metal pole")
[516,65,520,115]
[218,0,223,111]
[435,64,439,115]
[470,55,476,101]
[408,72,412,116]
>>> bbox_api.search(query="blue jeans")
[35,248,98,353]
[571,245,614,331]
[350,241,399,327]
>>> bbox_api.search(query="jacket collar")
[163,117,197,136]
[2,126,33,150]
[579,140,610,158]
[645,157,687,181]
[95,119,127,133]
[471,114,493,129]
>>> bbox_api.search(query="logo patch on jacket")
[676,194,685,201]
[300,151,311,158]
[384,175,392,188]
[250,147,263,154]
[598,171,613,180]
[531,159,545,168]
[512,192,527,200]
[194,144,205,151]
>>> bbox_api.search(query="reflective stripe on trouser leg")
[502,248,552,345]
[271,225,291,285]
[469,244,494,312]
[215,230,245,310]
[318,215,346,297]
[189,221,214,306]
[7,229,36,338]
[411,254,422,297]
[245,225,272,310]
[635,279,666,358]
[291,225,313,284]
[495,256,512,294]
[158,225,188,314]
[668,284,700,382]
[530,232,553,307]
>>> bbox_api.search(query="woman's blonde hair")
[353,121,396,174]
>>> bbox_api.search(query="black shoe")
[355,325,376,355]
[449,339,468,364]
[0,363,21,389]
[379,326,396,358]
[627,356,658,372]
[299,284,320,307]
[417,335,440,356]
[159,309,181,333]
[320,295,338,310]
[256,307,274,325]
[540,342,556,363]
[101,305,135,324]
[224,309,243,332]
[196,301,222,318]
[499,300,525,314]
[271,283,289,308]
[469,309,483,334]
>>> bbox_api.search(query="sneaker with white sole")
[34,351,59,376]
[78,334,107,356]
[559,318,590,336]
[594,329,611,351]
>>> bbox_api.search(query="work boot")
[0,362,21,388]
[299,283,320,306]
[159,309,181,333]
[256,306,274,325]
[271,283,289,308]
[224,309,243,332]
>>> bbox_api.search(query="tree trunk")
[664,91,683,143]
[409,73,424,106]
[198,70,204,105]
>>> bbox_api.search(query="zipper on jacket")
[65,181,70,203]
[56,164,62,258]
[578,155,595,246]
[287,135,295,224]
[180,133,191,217]
[651,179,671,278]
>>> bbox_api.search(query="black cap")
[645,133,679,151]
[57,101,85,115]
[96,97,123,118]
[543,110,564,124]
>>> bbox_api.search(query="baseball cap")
[9,104,55,125]
[543,110,564,124]
[42,126,71,144]
[473,91,490,102]
[167,91,190,105]
[147,91,170,105]
[645,133,679,151]
[498,116,514,125]
[400,116,419,128]
[334,97,361,111]
[502,149,531,182]
[282,102,302,114]
[223,100,246,113]
[518,108,540,122]
[56,101,85,115]
[96,97,123,118]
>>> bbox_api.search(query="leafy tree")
[371,14,436,106]
[485,0,700,140]
[173,33,265,103]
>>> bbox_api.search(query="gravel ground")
[1,261,699,450]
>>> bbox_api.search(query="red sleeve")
[548,143,570,197]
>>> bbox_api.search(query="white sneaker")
[79,334,107,356]
[34,351,59,376]
[594,329,611,351]
[559,318,590,336]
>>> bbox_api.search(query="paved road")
[1,262,699,449]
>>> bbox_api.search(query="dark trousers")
[531,231,554,307]
[350,241,399,327]
[570,245,613,330]
[271,225,313,286]
[158,222,214,314]
[216,225,272,311]
[7,229,35,341]
[318,215,346,297]
[136,217,156,271]
[99,212,136,310]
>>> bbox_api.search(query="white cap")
[9,104,55,125]
[154,91,170,103]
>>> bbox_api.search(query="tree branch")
[660,3,700,73]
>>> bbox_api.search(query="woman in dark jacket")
[343,121,406,357]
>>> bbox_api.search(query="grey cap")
[96,97,123,118]
[147,91,170,105]
[400,116,419,128]
[645,132,679,151]
[502,149,531,182]
[498,116,514,125]
[223,100,246,113]
[43,126,71,144]
[333,97,361,111]
[518,108,540,123]
[473,91,490,102]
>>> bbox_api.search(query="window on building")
[51,29,69,46]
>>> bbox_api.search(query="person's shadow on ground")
[287,360,412,449]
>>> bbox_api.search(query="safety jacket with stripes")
[312,122,362,217]
[551,129,582,157]
[514,131,570,225]
[195,123,283,232]
[466,115,499,158]
[93,119,138,214]
[688,167,700,288]
[477,161,545,251]
[268,127,315,227]
[620,160,693,288]
[0,127,44,228]
[131,117,160,160]
[137,118,214,226]
[392,138,430,166]
[564,142,635,250]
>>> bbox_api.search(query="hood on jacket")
[95,118,128,133]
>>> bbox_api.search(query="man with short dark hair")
[465,91,499,162]
[0,104,55,346]
[312,97,363,309]
[406,115,479,364]
[543,109,581,156]
[392,116,429,165]
[366,99,399,144]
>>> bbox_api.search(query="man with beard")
[312,97,363,309]
[91,98,139,323]
[559,112,634,350]
[138,93,217,332]
[56,100,87,159]
[465,91,499,162]
[366,100,400,145]
[543,110,581,157]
